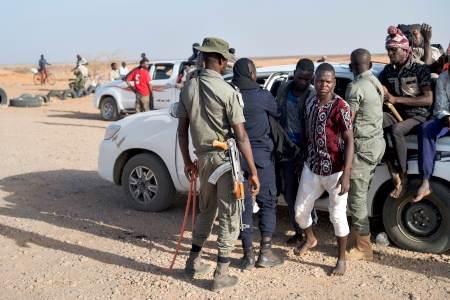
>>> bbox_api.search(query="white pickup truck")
[97,63,450,254]
[93,60,190,121]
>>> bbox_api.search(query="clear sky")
[1,0,448,65]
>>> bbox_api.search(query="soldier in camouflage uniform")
[69,69,85,90]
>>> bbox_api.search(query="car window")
[334,77,352,99]
[153,64,174,80]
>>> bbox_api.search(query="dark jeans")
[383,113,426,173]
[283,159,317,235]
[418,118,450,180]
[240,151,277,245]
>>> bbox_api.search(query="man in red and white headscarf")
[381,26,433,199]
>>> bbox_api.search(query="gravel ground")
[0,95,450,300]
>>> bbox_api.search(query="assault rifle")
[208,138,250,231]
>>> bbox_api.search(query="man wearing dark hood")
[188,43,201,66]
[232,58,284,270]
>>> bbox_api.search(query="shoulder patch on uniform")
[227,82,244,108]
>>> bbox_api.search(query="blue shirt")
[284,89,302,143]
[39,59,47,70]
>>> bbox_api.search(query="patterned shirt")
[305,94,352,176]
[382,60,432,118]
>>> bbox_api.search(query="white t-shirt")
[76,58,88,66]
[119,66,129,76]
[77,65,89,77]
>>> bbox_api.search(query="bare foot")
[390,177,409,198]
[293,238,317,256]
[330,259,346,277]
[412,181,432,203]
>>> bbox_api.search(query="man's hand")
[184,161,197,182]
[247,174,260,197]
[336,172,350,196]
[421,23,432,43]
[384,92,397,104]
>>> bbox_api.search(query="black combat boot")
[184,251,213,279]
[255,242,284,268]
[240,243,256,270]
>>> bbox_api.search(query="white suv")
[93,60,190,121]
[97,63,450,254]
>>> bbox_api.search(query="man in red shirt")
[293,63,354,277]
[126,60,153,113]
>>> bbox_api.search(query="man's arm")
[337,130,354,196]
[265,92,283,119]
[434,75,450,121]
[421,23,433,65]
[177,116,196,180]
[232,123,260,197]
[385,85,433,107]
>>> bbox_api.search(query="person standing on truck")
[275,59,318,245]
[141,53,149,62]
[293,63,354,277]
[126,60,153,113]
[231,58,284,270]
[38,54,51,84]
[382,26,433,199]
[345,49,386,261]
[413,67,450,202]
[177,37,260,292]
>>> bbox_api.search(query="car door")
[264,72,290,97]
[151,63,177,110]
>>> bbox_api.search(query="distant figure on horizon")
[109,62,120,82]
[141,53,149,62]
[38,54,51,84]
[119,62,129,79]
[317,56,328,63]
[71,55,88,72]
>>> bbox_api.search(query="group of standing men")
[176,26,450,292]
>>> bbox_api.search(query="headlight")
[104,124,121,140]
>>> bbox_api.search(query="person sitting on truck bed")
[381,26,433,199]
[413,68,450,202]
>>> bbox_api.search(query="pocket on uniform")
[354,138,386,165]
[401,76,420,97]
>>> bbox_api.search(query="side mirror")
[169,102,179,118]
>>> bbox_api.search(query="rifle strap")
[197,77,225,142]
[361,75,383,105]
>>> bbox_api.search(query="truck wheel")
[76,88,89,98]
[121,153,175,212]
[100,97,119,121]
[19,93,33,99]
[35,94,50,103]
[382,179,450,253]
[47,90,62,100]
[9,97,42,107]
[87,85,96,94]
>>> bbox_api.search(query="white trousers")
[294,164,349,237]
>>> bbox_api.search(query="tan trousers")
[135,93,150,113]
[192,151,240,257]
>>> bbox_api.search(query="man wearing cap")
[177,37,260,292]
[382,26,433,199]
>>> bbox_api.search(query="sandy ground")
[1,56,449,299]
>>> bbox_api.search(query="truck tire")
[0,88,7,106]
[35,94,50,103]
[19,93,33,99]
[100,97,119,121]
[61,89,77,100]
[47,90,62,100]
[382,179,450,253]
[9,97,42,108]
[121,153,175,212]
[87,85,96,94]
[76,88,89,98]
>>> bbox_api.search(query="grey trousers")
[192,151,239,258]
